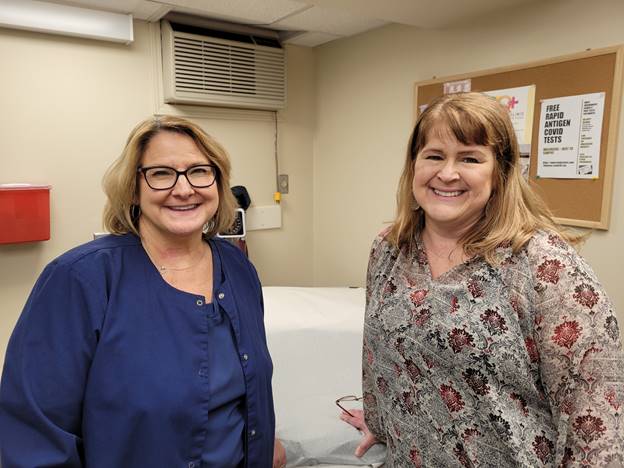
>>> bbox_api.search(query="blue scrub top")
[202,244,245,467]
[0,233,275,468]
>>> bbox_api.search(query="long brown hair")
[102,115,237,238]
[388,92,582,263]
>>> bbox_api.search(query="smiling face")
[412,125,495,236]
[137,130,219,244]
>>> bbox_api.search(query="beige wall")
[313,0,624,333]
[0,22,316,368]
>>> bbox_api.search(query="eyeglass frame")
[137,164,217,190]
[335,395,363,418]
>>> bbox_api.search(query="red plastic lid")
[0,183,51,191]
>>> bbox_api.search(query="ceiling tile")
[133,1,171,21]
[274,4,386,36]
[304,0,539,29]
[150,0,311,25]
[283,30,342,47]
[44,0,142,14]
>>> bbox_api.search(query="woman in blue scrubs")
[0,116,283,468]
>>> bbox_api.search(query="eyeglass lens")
[143,165,216,190]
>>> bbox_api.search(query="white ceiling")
[45,0,540,47]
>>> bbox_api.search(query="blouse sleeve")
[529,233,624,467]
[362,233,388,443]
[0,260,103,467]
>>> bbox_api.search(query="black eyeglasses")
[335,395,363,418]
[137,164,217,190]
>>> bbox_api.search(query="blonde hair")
[102,115,237,238]
[389,92,582,263]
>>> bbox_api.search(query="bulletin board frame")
[414,46,624,229]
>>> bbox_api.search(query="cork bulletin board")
[414,46,624,229]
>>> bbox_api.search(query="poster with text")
[484,85,536,145]
[537,93,605,179]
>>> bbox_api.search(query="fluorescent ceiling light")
[0,0,133,44]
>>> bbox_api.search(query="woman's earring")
[411,198,421,211]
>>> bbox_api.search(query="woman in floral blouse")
[342,92,624,467]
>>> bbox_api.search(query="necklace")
[426,244,458,261]
[421,231,465,262]
[142,241,208,275]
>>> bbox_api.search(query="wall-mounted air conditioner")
[161,18,286,110]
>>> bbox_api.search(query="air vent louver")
[161,20,286,110]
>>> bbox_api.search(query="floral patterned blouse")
[363,230,624,467]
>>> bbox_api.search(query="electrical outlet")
[278,174,289,194]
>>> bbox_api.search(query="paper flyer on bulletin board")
[484,85,536,145]
[537,92,605,179]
